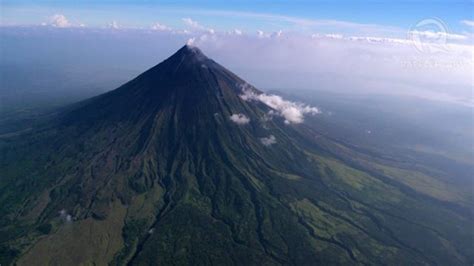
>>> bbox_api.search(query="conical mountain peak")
[143,44,214,76]
[2,42,471,266]
[171,44,208,63]
[61,44,254,125]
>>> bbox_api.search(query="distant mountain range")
[0,45,472,265]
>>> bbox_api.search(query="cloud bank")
[190,30,473,106]
[2,15,473,106]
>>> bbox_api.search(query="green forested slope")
[0,46,472,265]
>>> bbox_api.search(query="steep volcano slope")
[0,45,472,265]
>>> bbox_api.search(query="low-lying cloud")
[192,30,473,106]
[47,14,71,28]
[58,209,73,222]
[182,18,215,34]
[108,21,120,29]
[240,86,320,124]
[151,22,172,31]
[260,135,277,146]
[230,113,250,124]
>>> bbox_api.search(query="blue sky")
[1,0,473,34]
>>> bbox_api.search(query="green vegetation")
[0,45,472,265]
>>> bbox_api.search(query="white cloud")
[108,21,120,29]
[240,86,320,124]
[271,30,283,38]
[187,37,196,46]
[461,20,474,27]
[348,36,412,44]
[58,209,73,222]
[182,18,215,34]
[408,30,467,41]
[256,30,283,38]
[231,29,243,35]
[151,22,171,31]
[230,113,250,124]
[182,18,200,28]
[260,135,277,146]
[316,33,343,39]
[49,14,70,28]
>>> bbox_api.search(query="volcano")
[0,45,472,265]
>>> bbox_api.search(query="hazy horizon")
[1,1,473,109]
